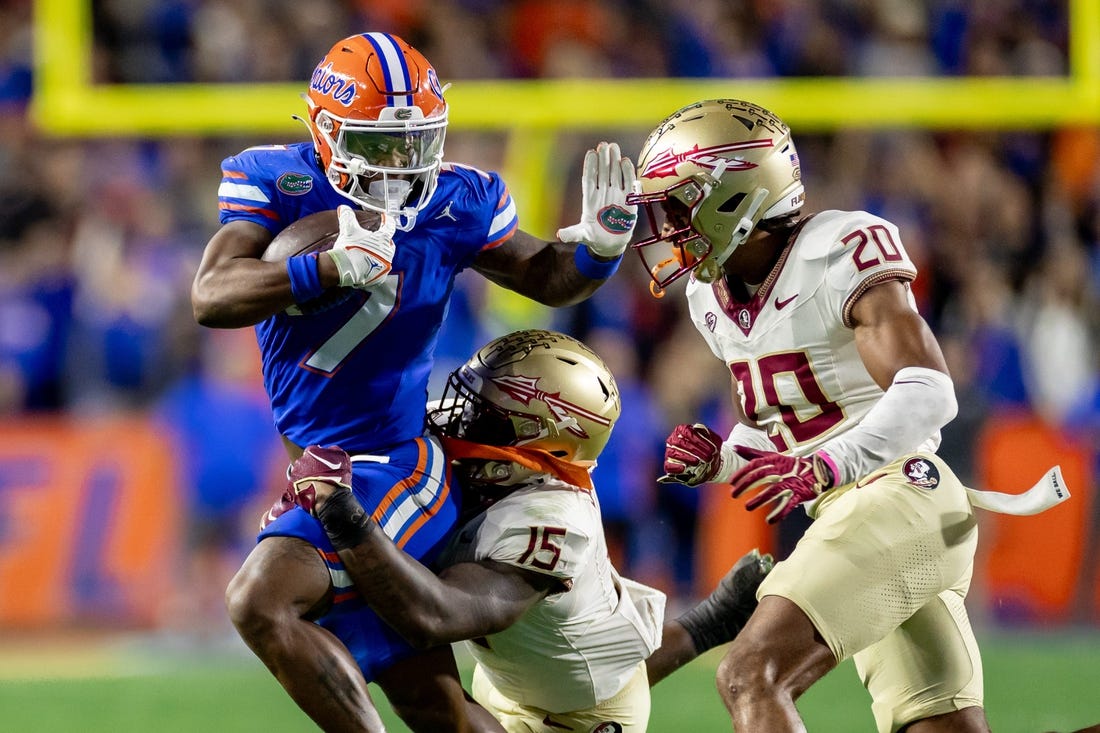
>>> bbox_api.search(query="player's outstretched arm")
[286,446,553,649]
[472,141,637,307]
[473,232,612,307]
[645,549,774,686]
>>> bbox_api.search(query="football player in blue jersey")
[190,32,637,733]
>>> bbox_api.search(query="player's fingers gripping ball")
[326,205,398,289]
[729,446,836,524]
[288,444,353,516]
[556,141,638,258]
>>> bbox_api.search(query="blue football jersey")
[217,143,519,452]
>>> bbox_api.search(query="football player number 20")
[299,276,399,374]
[843,224,903,271]
[730,352,843,451]
[518,526,566,572]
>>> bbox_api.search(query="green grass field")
[0,630,1096,732]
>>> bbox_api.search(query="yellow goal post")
[29,0,1100,237]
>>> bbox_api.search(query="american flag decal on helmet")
[490,374,611,438]
[642,140,774,179]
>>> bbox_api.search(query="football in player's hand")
[261,208,383,262]
[262,208,381,315]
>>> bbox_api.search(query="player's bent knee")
[226,537,333,640]
[224,568,277,639]
[716,645,774,704]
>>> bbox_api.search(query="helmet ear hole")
[718,192,746,214]
[598,378,613,402]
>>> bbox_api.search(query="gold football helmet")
[427,329,620,486]
[627,99,805,288]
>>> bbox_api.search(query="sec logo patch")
[902,457,940,489]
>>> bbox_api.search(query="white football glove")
[326,205,397,289]
[556,141,638,258]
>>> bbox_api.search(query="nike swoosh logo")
[311,452,343,470]
[542,714,573,730]
[774,294,798,310]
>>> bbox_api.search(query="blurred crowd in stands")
[0,0,1097,632]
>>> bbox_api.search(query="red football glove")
[660,423,726,486]
[729,447,836,524]
[288,444,353,516]
[258,445,353,529]
[259,489,296,530]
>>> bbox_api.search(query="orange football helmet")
[304,33,448,228]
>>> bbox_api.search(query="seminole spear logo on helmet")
[641,140,774,179]
[489,374,612,439]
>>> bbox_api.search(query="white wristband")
[714,423,778,483]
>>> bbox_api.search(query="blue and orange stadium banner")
[0,416,181,628]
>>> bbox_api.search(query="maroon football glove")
[288,445,375,551]
[259,489,296,531]
[729,446,836,524]
[660,423,725,486]
[288,444,353,516]
[259,445,353,529]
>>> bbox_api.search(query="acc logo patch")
[597,205,636,234]
[277,173,313,196]
[902,457,940,489]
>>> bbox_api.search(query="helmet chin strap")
[344,164,418,230]
[695,187,770,284]
[465,460,539,487]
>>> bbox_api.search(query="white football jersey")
[686,210,939,456]
[437,477,666,713]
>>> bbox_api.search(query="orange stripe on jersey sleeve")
[481,223,518,251]
[480,188,518,250]
[219,202,280,220]
[222,170,248,179]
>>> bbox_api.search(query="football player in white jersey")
[277,329,773,733]
[625,99,1064,733]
